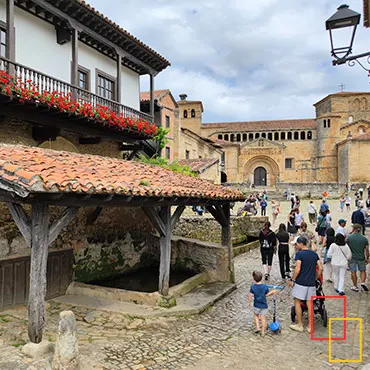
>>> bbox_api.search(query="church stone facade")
[196,92,370,186]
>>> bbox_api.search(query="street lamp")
[326,4,370,72]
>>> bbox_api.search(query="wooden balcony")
[0,56,153,123]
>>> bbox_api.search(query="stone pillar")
[52,311,79,370]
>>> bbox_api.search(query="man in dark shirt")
[288,236,323,333]
[351,204,365,235]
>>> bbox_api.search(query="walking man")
[347,224,369,292]
[307,200,317,225]
[289,236,323,333]
[351,202,366,235]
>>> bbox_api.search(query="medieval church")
[142,91,370,187]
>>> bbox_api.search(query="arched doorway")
[254,167,267,186]
[221,171,227,183]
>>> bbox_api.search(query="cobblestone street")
[0,200,368,369]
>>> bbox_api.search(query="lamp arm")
[333,51,370,66]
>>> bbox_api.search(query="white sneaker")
[350,286,359,292]
[290,324,304,333]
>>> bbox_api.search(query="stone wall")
[173,216,266,245]
[276,182,367,198]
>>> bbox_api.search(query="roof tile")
[201,119,316,131]
[0,145,244,202]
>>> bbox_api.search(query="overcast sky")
[90,0,370,122]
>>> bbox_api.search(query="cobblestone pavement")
[0,199,368,369]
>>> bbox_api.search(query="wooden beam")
[6,202,31,247]
[171,206,185,230]
[149,73,155,116]
[86,206,103,225]
[214,204,228,227]
[159,206,171,296]
[49,207,79,245]
[116,52,122,103]
[142,207,165,236]
[71,27,79,97]
[205,205,222,225]
[28,202,49,343]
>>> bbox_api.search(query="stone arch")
[244,156,280,187]
[38,137,79,153]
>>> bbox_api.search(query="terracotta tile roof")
[0,145,244,201]
[337,133,370,145]
[73,0,170,68]
[181,128,223,150]
[177,158,219,174]
[140,90,170,102]
[201,119,316,131]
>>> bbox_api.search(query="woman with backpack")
[259,221,277,281]
[327,233,352,295]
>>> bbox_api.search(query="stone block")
[52,311,79,370]
[0,237,9,257]
[22,340,55,359]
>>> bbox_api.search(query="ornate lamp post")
[326,4,370,72]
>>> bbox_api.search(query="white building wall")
[0,1,140,110]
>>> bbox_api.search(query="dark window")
[324,119,327,128]
[0,27,6,58]
[199,155,202,159]
[97,74,115,100]
[281,132,286,140]
[307,131,312,140]
[249,133,254,141]
[285,158,293,169]
[224,134,229,141]
[191,109,195,118]
[287,132,292,140]
[185,150,190,159]
[165,147,170,159]
[268,133,273,140]
[243,133,247,141]
[294,132,299,140]
[327,119,331,128]
[274,132,279,140]
[165,115,170,128]
[184,110,188,118]
[236,133,241,142]
[300,131,306,140]
[261,132,266,138]
[78,69,89,90]
[255,133,260,139]
[218,134,222,140]
[230,134,235,142]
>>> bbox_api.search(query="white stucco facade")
[0,1,140,110]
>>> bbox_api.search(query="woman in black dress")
[276,223,290,280]
[259,221,277,281]
[287,209,297,238]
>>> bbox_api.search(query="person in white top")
[336,219,347,237]
[327,234,352,295]
[307,201,317,225]
[345,194,351,212]
[294,208,304,229]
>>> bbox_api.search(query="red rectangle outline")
[310,295,346,341]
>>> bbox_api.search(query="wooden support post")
[149,73,155,118]
[116,52,122,103]
[221,203,234,282]
[159,206,171,296]
[28,202,50,344]
[6,0,15,62]
[7,202,79,343]
[71,28,79,98]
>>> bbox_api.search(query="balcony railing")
[0,57,153,123]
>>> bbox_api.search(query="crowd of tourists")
[249,187,369,336]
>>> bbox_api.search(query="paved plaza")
[0,198,368,369]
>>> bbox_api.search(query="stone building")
[140,91,223,184]
[191,92,370,187]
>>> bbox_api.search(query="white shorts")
[292,283,316,301]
